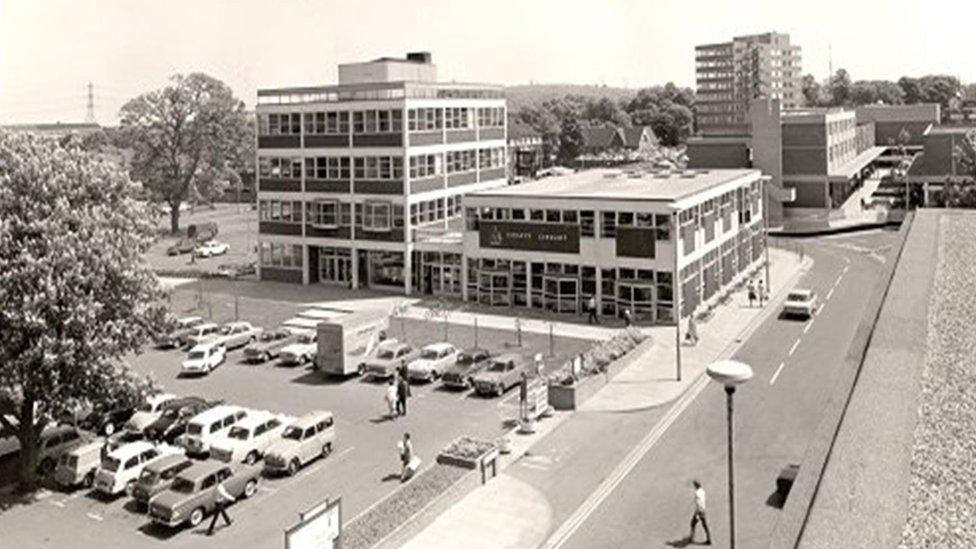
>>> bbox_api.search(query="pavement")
[395,247,810,549]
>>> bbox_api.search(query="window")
[409,154,440,178]
[445,107,473,129]
[655,214,671,240]
[476,107,505,128]
[446,150,476,173]
[407,108,443,131]
[260,113,302,136]
[259,157,303,179]
[308,200,339,227]
[352,157,403,180]
[259,200,303,222]
[259,243,304,269]
[601,211,616,238]
[580,210,595,237]
[362,201,392,231]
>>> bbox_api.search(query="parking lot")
[0,279,594,548]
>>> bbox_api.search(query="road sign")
[285,497,341,549]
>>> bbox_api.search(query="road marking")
[770,362,786,385]
[86,512,104,522]
[520,461,551,471]
[826,287,835,300]
[803,320,813,334]
[842,265,850,274]
[540,372,711,549]
[788,340,801,356]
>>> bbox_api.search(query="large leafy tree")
[0,132,168,491]
[851,80,906,106]
[943,130,976,207]
[120,73,251,233]
[825,69,853,107]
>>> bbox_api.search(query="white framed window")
[362,201,392,232]
[309,200,339,228]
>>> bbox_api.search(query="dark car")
[441,348,492,389]
[215,262,257,279]
[149,461,260,529]
[166,238,196,256]
[243,329,298,363]
[133,454,195,508]
[471,353,531,397]
[78,406,136,437]
[144,397,215,444]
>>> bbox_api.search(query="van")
[54,441,105,489]
[181,405,249,457]
[317,310,390,376]
[94,441,183,496]
[132,454,195,507]
[263,411,336,476]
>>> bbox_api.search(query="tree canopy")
[0,131,168,490]
[120,73,252,233]
[802,70,963,114]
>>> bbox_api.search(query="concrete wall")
[750,98,785,222]
[686,141,751,169]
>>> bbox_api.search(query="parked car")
[406,342,460,382]
[783,289,817,319]
[132,454,195,508]
[363,340,419,380]
[441,348,492,389]
[75,401,139,437]
[144,397,214,444]
[194,240,229,258]
[54,440,105,489]
[183,322,220,349]
[263,411,336,476]
[94,441,184,496]
[36,426,90,475]
[243,328,298,363]
[277,332,318,366]
[213,321,263,350]
[156,316,205,348]
[149,461,260,529]
[166,238,196,256]
[209,411,293,465]
[124,393,178,436]
[472,354,531,397]
[181,342,227,376]
[181,405,249,457]
[215,262,256,279]
[187,222,218,242]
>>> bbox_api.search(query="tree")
[0,132,168,491]
[120,73,251,233]
[898,75,962,113]
[801,74,823,107]
[648,103,694,147]
[582,97,632,127]
[826,69,853,107]
[557,116,585,164]
[851,80,905,106]
[944,129,976,207]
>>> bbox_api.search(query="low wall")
[548,338,654,411]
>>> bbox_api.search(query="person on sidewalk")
[686,314,699,346]
[587,295,599,325]
[206,477,235,536]
[689,480,712,545]
[747,281,756,308]
[757,279,766,307]
[622,308,633,327]
[518,372,529,422]
[385,379,398,419]
[398,432,417,482]
[396,372,411,417]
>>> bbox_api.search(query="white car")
[278,332,317,366]
[181,342,227,376]
[183,322,220,348]
[94,441,184,496]
[181,405,249,457]
[194,240,229,258]
[406,342,460,382]
[209,411,294,465]
[783,289,817,319]
[125,393,177,436]
[213,321,263,350]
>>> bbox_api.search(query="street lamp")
[706,359,754,549]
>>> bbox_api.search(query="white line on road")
[540,373,712,549]
[86,512,103,522]
[770,362,787,385]
[843,265,850,274]
[789,340,801,356]
[803,320,813,334]
[826,287,835,301]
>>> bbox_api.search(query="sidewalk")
[394,248,810,549]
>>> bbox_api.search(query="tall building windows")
[351,157,404,180]
[407,108,443,131]
[351,109,403,134]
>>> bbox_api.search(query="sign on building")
[478,221,581,254]
[285,497,342,549]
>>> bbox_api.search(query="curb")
[771,220,901,238]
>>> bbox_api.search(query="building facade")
[462,168,766,324]
[695,32,802,136]
[906,124,976,205]
[854,104,940,147]
[255,52,507,296]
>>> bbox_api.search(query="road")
[512,230,900,549]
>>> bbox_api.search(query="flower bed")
[436,436,498,469]
[548,326,649,386]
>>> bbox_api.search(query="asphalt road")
[0,285,592,548]
[512,229,901,549]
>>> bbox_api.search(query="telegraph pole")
[85,82,96,124]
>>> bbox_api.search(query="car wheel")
[496,384,504,397]
[288,458,300,476]
[357,364,366,376]
[188,507,205,527]
[243,479,258,499]
[125,479,136,496]
[245,451,259,465]
[83,471,95,488]
[263,352,271,363]
[103,422,115,436]
[38,458,54,475]
[321,443,332,458]
[300,354,308,365]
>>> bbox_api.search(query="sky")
[1,0,973,125]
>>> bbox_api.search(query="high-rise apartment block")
[695,32,802,136]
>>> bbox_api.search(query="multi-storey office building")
[254,53,507,296]
[695,32,802,136]
[462,168,766,324]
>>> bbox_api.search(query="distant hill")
[504,84,636,113]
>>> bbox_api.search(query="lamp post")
[706,360,754,549]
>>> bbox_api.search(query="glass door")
[478,271,511,306]
[544,276,579,314]
[617,282,655,322]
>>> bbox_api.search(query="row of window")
[407,107,507,132]
[411,195,462,226]
[352,110,403,134]
[261,199,405,232]
[259,243,303,269]
[259,200,304,223]
[264,150,503,181]
[467,207,672,240]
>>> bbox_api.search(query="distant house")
[580,125,658,156]
[507,121,545,180]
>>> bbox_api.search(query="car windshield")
[298,334,314,344]
[220,326,233,334]
[788,292,809,301]
[186,424,203,436]
[281,426,303,440]
[187,351,205,360]
[59,453,77,466]
[102,457,121,472]
[377,349,394,359]
[162,409,178,419]
[140,469,158,483]
[170,478,195,493]
[488,361,509,372]
[136,403,154,412]
[457,353,474,365]
[420,349,439,360]
[262,332,281,341]
[227,426,250,440]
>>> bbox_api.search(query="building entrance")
[319,247,352,286]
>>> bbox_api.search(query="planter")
[548,338,654,411]
[436,437,498,470]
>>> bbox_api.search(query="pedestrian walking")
[396,373,411,416]
[689,480,712,545]
[686,314,699,346]
[385,379,398,419]
[757,279,766,307]
[206,476,235,536]
[587,295,599,325]
[398,359,409,382]
[747,281,756,308]
[518,372,529,422]
[398,432,419,482]
[622,307,633,327]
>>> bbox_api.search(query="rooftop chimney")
[406,51,432,64]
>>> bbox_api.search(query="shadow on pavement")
[766,489,786,509]
[289,371,350,386]
[380,473,401,483]
[139,522,180,540]
[665,536,694,547]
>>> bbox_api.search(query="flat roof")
[469,168,760,203]
[925,124,976,135]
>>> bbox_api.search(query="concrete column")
[351,248,359,290]
[595,266,603,313]
[461,257,469,301]
[301,245,310,286]
[403,247,413,296]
